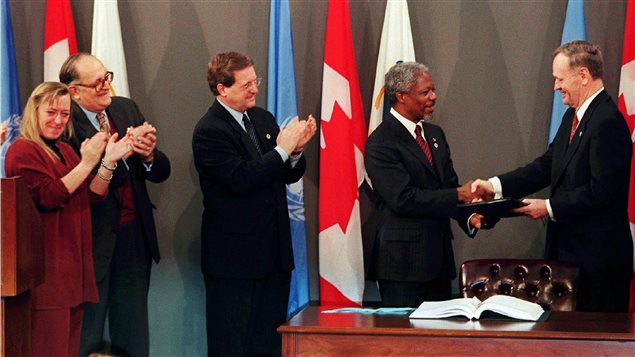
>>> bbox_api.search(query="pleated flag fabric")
[368,0,415,135]
[319,0,366,307]
[44,0,77,82]
[267,0,309,318]
[547,0,586,145]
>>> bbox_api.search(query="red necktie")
[569,114,579,144]
[415,125,433,166]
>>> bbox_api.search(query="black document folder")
[457,198,528,218]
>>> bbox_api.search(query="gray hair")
[553,40,603,79]
[385,62,430,104]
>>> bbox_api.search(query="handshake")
[457,179,501,231]
[457,179,496,203]
[458,178,546,229]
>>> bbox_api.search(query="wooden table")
[278,306,635,356]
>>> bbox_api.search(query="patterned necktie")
[243,114,263,155]
[96,112,109,134]
[415,125,433,166]
[569,114,579,144]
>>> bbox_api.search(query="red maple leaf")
[319,101,360,233]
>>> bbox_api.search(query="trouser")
[79,218,152,357]
[378,274,452,308]
[32,305,83,357]
[577,274,630,312]
[204,271,291,357]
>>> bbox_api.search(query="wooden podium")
[1,177,44,357]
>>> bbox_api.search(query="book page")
[409,297,481,319]
[474,295,544,321]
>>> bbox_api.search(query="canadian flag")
[618,0,635,312]
[318,0,366,306]
[44,0,77,81]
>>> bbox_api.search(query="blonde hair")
[20,82,73,160]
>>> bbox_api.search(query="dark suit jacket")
[192,100,305,279]
[69,97,171,281]
[365,113,474,283]
[499,90,633,281]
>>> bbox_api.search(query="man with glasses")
[192,51,316,356]
[59,53,171,356]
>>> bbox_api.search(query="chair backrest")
[459,259,579,311]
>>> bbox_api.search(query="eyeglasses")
[74,71,114,92]
[239,78,262,91]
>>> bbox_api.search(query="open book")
[409,295,545,321]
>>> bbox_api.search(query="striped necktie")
[96,112,109,134]
[243,114,263,155]
[415,125,433,166]
[569,114,579,144]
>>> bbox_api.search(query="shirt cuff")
[467,213,477,235]
[274,146,289,162]
[289,152,302,168]
[489,177,503,199]
[546,199,556,221]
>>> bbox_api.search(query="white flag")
[368,0,415,135]
[91,0,130,97]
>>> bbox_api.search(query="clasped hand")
[80,131,134,168]
[276,115,317,155]
[456,180,499,230]
[126,122,157,162]
[470,178,547,219]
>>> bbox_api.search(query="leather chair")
[459,259,579,311]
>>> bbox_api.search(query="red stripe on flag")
[318,0,366,306]
[623,1,635,65]
[319,277,358,307]
[618,0,635,312]
[44,0,77,53]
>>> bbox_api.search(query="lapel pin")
[266,133,271,139]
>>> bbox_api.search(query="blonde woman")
[5,82,132,356]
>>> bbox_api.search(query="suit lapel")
[71,102,99,139]
[212,101,261,159]
[423,123,448,183]
[247,109,276,152]
[105,99,131,139]
[386,115,439,179]
[552,90,606,186]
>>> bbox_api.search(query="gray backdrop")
[9,0,627,355]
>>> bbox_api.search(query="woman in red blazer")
[5,82,131,356]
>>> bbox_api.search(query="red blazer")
[5,139,100,308]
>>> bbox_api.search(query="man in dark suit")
[365,62,492,307]
[59,53,171,356]
[192,52,316,356]
[472,40,633,312]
